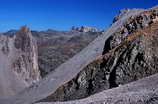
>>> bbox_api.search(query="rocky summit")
[0,5,158,104]
[71,26,100,32]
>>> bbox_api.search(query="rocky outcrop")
[38,8,158,102]
[71,26,100,32]
[0,26,40,97]
[103,8,158,54]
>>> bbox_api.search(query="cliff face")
[0,27,40,97]
[38,7,158,102]
[103,8,158,54]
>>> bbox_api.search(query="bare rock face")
[13,26,41,85]
[0,26,40,97]
[38,8,158,102]
[103,8,158,54]
[71,26,100,32]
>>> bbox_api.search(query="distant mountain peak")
[71,26,100,32]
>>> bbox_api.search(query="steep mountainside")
[0,26,40,97]
[32,29,101,77]
[42,9,158,101]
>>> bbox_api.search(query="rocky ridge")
[38,7,158,102]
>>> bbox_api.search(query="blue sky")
[0,0,157,32]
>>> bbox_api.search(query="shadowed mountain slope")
[38,73,158,104]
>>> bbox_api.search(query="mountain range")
[0,5,158,104]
